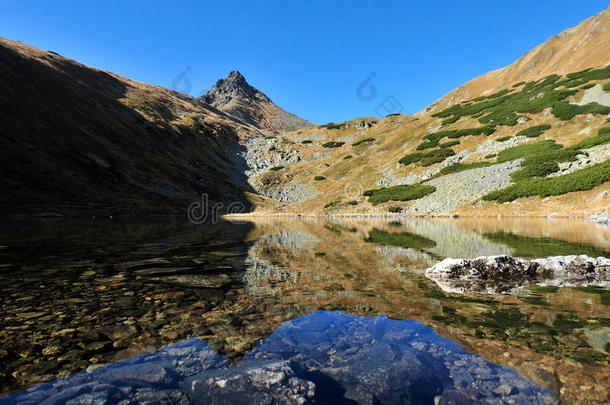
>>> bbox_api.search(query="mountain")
[0,37,261,216]
[239,6,610,218]
[428,6,610,114]
[0,6,609,218]
[201,70,312,133]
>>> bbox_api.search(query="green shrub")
[566,66,610,81]
[324,200,339,208]
[509,146,580,181]
[570,126,610,149]
[496,140,562,163]
[512,81,525,88]
[421,148,455,167]
[422,127,495,144]
[352,137,375,146]
[561,78,588,88]
[386,113,402,117]
[509,160,559,181]
[483,160,610,202]
[439,140,460,148]
[580,83,596,89]
[485,153,497,159]
[314,175,326,181]
[398,153,424,165]
[265,135,277,140]
[416,140,439,150]
[269,165,284,171]
[603,82,610,92]
[319,123,343,130]
[486,89,512,99]
[441,116,459,125]
[388,206,403,213]
[503,127,609,182]
[364,228,436,250]
[447,126,496,138]
[364,184,436,205]
[437,162,491,177]
[551,101,610,120]
[301,139,312,144]
[343,155,353,159]
[324,224,342,234]
[400,148,455,167]
[322,141,345,148]
[515,124,551,138]
[496,136,512,142]
[347,200,359,205]
[363,188,381,197]
[429,69,609,128]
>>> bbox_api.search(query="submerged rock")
[184,361,315,405]
[425,255,610,294]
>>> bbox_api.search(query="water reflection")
[0,217,608,403]
[2,312,557,404]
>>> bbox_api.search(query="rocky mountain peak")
[202,70,270,106]
[200,71,311,133]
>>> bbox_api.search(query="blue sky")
[2,1,607,123]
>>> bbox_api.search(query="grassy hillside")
[247,67,610,217]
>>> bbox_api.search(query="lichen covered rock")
[426,255,610,293]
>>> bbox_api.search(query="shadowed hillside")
[0,38,259,216]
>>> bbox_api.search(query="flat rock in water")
[425,255,610,294]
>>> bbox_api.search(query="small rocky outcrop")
[426,255,610,294]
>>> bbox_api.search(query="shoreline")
[222,212,607,220]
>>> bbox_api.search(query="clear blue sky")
[2,1,607,123]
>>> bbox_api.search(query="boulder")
[425,255,610,293]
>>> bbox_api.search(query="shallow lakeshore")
[0,216,608,403]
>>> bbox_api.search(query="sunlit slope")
[427,6,610,114]
[248,69,609,216]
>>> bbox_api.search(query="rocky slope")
[240,6,610,218]
[201,70,312,133]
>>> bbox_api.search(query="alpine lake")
[0,216,608,404]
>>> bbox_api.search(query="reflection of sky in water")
[2,312,556,404]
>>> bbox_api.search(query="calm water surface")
[0,217,608,404]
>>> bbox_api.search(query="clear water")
[0,217,608,403]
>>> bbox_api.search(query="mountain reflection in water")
[0,217,608,403]
[2,311,557,404]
